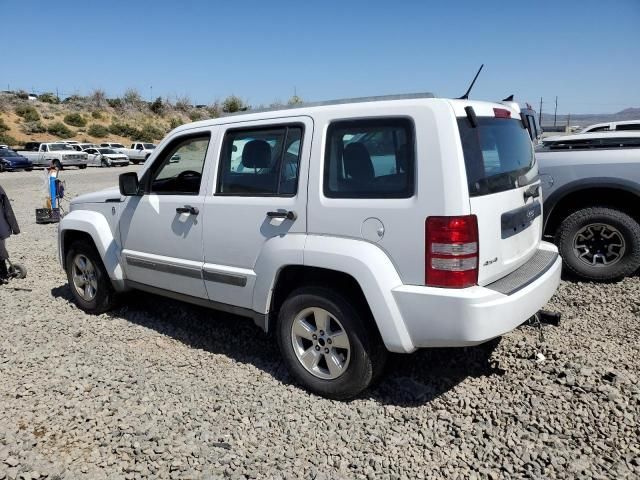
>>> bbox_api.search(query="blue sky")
[2,0,638,114]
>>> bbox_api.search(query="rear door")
[456,106,542,285]
[201,117,311,309]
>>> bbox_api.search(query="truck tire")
[557,207,640,281]
[65,239,116,314]
[79,164,87,169]
[131,159,140,165]
[144,154,150,161]
[276,286,387,400]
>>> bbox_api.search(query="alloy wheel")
[71,254,98,301]
[573,223,626,266]
[290,307,351,380]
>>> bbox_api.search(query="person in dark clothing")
[0,184,20,283]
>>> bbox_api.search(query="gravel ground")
[0,167,639,480]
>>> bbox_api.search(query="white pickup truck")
[18,142,88,169]
[115,142,156,164]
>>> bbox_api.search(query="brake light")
[493,108,512,118]
[425,215,479,288]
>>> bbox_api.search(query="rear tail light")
[425,215,479,288]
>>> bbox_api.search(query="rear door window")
[457,117,536,196]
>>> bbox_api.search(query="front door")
[201,117,312,309]
[119,130,214,298]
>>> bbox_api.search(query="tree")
[287,94,303,106]
[150,96,164,115]
[89,89,107,108]
[222,95,247,113]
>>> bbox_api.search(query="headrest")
[343,142,374,181]
[241,140,271,169]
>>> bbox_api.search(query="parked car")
[114,142,156,164]
[84,148,130,167]
[0,149,33,172]
[580,120,640,133]
[100,142,126,149]
[18,142,88,169]
[58,93,561,399]
[537,132,640,281]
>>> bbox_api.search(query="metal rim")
[573,223,626,267]
[290,307,351,380]
[71,254,98,301]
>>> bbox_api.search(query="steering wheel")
[176,170,201,181]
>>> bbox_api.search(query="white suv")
[58,93,561,399]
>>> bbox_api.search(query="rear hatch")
[456,104,542,285]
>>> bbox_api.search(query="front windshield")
[143,143,156,149]
[112,144,124,148]
[0,150,19,157]
[49,144,75,151]
[98,148,117,154]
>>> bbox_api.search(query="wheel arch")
[257,235,415,353]
[59,210,125,287]
[544,179,640,237]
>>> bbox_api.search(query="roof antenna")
[458,64,484,100]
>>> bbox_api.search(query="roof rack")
[223,92,436,116]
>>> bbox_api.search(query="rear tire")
[79,164,87,169]
[65,240,116,313]
[101,159,109,168]
[131,159,140,165]
[557,207,640,281]
[276,286,387,400]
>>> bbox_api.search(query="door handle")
[266,210,297,220]
[176,205,199,215]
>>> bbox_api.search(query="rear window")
[457,117,536,197]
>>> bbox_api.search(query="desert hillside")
[0,90,256,148]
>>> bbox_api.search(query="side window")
[217,125,303,196]
[148,134,210,195]
[617,124,640,131]
[324,118,414,198]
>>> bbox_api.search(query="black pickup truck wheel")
[557,207,640,281]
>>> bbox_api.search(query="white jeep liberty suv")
[58,93,561,399]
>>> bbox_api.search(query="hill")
[0,90,251,148]
[541,107,640,127]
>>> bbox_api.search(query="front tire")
[79,164,87,169]
[557,207,640,281]
[276,286,386,400]
[65,240,115,313]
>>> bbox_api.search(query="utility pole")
[538,97,543,126]
[150,85,153,102]
[566,113,571,132]
[56,87,59,102]
[553,96,558,127]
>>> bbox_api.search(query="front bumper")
[392,242,561,349]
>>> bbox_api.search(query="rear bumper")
[391,241,561,349]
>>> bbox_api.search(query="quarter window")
[217,125,303,196]
[324,118,415,198]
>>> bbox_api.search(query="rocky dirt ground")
[0,167,638,479]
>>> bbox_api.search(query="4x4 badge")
[483,257,498,266]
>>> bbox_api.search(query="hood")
[1,155,31,164]
[71,187,121,205]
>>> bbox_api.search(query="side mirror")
[119,172,140,196]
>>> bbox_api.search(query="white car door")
[84,149,99,166]
[119,128,215,299]
[201,117,312,309]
